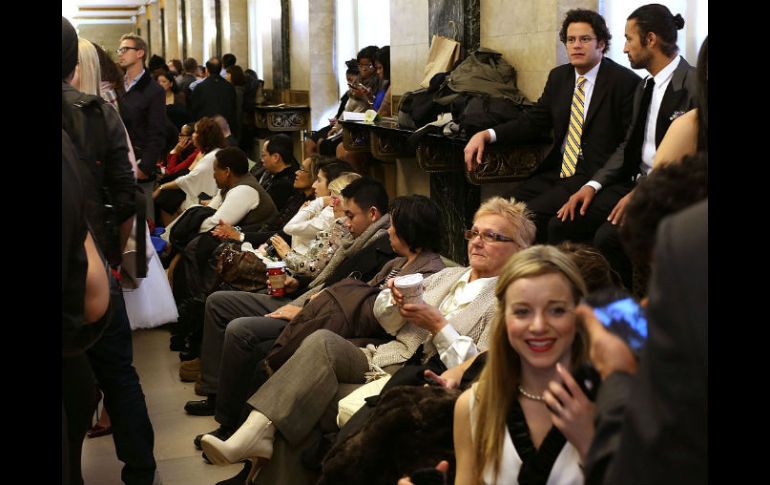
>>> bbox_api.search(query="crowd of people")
[63,2,706,484]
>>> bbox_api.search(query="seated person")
[372,46,391,114]
[252,134,301,211]
[200,196,536,485]
[187,195,447,446]
[210,155,325,247]
[278,172,361,277]
[159,123,198,183]
[305,59,358,157]
[188,177,396,418]
[154,117,226,227]
[454,245,595,485]
[270,159,355,257]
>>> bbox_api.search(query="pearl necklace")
[518,385,545,402]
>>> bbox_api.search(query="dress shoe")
[200,411,275,480]
[179,358,201,382]
[194,425,234,450]
[86,423,113,438]
[184,396,216,416]
[179,349,199,362]
[169,334,186,351]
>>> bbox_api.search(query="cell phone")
[571,363,601,401]
[589,293,648,355]
[265,244,278,258]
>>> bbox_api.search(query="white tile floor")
[81,327,243,485]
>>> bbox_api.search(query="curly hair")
[559,9,611,54]
[193,116,227,153]
[620,152,708,264]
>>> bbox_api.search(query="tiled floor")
[81,327,243,485]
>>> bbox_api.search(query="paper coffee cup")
[394,273,424,305]
[266,261,287,296]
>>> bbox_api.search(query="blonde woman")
[454,245,595,485]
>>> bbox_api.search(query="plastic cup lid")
[265,260,287,269]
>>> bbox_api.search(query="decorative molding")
[416,142,464,172]
[342,124,371,153]
[465,145,548,185]
[370,131,412,163]
[254,106,310,132]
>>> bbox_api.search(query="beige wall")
[78,24,134,55]
[187,0,204,62]
[149,4,163,59]
[389,0,429,96]
[481,0,597,101]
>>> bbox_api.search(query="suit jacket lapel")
[655,57,692,146]
[583,59,610,128]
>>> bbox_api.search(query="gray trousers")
[247,329,370,445]
[199,291,290,395]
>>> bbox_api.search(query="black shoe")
[184,397,216,416]
[215,462,252,485]
[194,425,233,450]
[169,334,186,351]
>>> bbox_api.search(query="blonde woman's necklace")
[518,385,545,402]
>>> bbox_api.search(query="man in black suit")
[551,4,697,289]
[465,9,640,242]
[581,199,707,484]
[190,57,237,132]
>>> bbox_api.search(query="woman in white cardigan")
[152,116,226,226]
[200,196,537,484]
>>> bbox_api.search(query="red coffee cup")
[266,261,287,297]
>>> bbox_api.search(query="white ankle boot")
[201,410,275,466]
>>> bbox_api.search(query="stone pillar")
[165,0,181,60]
[271,0,291,89]
[149,4,163,58]
[308,0,336,130]
[187,0,204,62]
[222,0,249,66]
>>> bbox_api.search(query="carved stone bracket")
[465,145,549,185]
[370,131,414,162]
[254,105,310,132]
[416,142,465,173]
[342,124,371,153]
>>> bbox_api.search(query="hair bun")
[673,13,685,29]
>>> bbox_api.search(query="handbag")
[419,34,462,88]
[214,241,267,292]
[123,248,179,330]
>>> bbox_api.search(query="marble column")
[308,0,336,130]
[271,0,291,89]
[428,0,480,55]
[222,0,249,64]
[149,4,163,58]
[187,0,204,62]
[165,0,181,60]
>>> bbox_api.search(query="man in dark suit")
[581,199,707,485]
[464,9,640,242]
[190,57,237,132]
[551,4,697,289]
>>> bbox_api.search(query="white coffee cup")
[394,273,424,305]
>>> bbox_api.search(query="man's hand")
[266,304,301,321]
[607,189,634,225]
[464,130,491,172]
[577,304,637,379]
[557,185,597,222]
[212,221,240,240]
[136,167,150,180]
[152,185,163,199]
[283,275,300,294]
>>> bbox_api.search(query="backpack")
[63,92,147,277]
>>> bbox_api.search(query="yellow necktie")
[561,76,587,178]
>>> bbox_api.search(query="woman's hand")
[212,221,240,240]
[172,136,192,154]
[543,362,596,462]
[270,235,291,259]
[399,302,447,335]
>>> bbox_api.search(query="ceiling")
[63,0,154,24]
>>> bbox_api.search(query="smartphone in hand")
[585,288,648,356]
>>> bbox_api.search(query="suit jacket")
[495,57,640,178]
[190,75,237,131]
[592,57,698,187]
[586,200,708,485]
[118,70,166,177]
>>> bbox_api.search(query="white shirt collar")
[650,55,681,89]
[574,58,601,87]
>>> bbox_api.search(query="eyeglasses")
[116,46,139,54]
[565,36,597,45]
[358,63,374,70]
[464,229,515,243]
